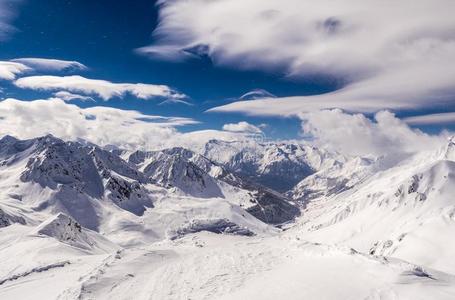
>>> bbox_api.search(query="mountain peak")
[0,134,18,144]
[33,213,85,243]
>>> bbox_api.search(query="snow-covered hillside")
[1,134,455,299]
[294,138,455,274]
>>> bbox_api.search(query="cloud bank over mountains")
[0,98,199,150]
[299,109,447,156]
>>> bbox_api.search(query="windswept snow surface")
[0,231,454,300]
[0,135,455,299]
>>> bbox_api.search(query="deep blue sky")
[0,0,452,137]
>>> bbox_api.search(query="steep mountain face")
[294,139,455,274]
[142,150,223,198]
[129,147,300,224]
[0,135,154,230]
[201,139,338,193]
[29,212,116,251]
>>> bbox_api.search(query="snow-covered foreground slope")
[0,230,454,300]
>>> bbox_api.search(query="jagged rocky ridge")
[201,139,340,193]
[0,135,153,230]
[128,146,300,224]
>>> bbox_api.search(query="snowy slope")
[0,231,453,300]
[294,138,455,274]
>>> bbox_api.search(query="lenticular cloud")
[14,75,186,101]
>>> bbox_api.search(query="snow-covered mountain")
[201,139,339,192]
[1,134,455,299]
[0,134,299,242]
[290,155,379,202]
[293,138,455,274]
[128,146,300,224]
[0,134,153,230]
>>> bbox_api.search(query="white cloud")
[14,75,186,101]
[53,91,94,102]
[0,58,86,81]
[299,109,447,156]
[239,89,276,101]
[207,90,415,116]
[148,0,455,115]
[12,58,87,72]
[0,98,199,150]
[135,45,191,62]
[404,112,455,125]
[158,98,194,106]
[1,99,443,157]
[172,129,257,153]
[0,61,30,80]
[222,121,263,134]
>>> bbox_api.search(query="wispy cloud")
[158,98,194,106]
[207,88,416,116]
[0,58,87,81]
[147,0,455,115]
[0,61,30,80]
[239,89,276,101]
[53,91,94,102]
[12,58,87,72]
[404,112,455,125]
[14,75,186,101]
[0,0,21,41]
